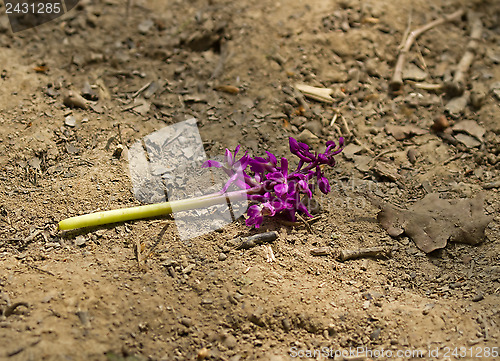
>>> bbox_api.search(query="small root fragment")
[339,246,392,262]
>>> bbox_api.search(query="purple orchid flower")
[201,145,255,192]
[203,137,344,228]
[245,201,276,228]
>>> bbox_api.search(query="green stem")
[58,190,250,231]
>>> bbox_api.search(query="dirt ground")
[0,0,499,360]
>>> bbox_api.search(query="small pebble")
[431,115,449,132]
[471,293,484,302]
[422,303,435,315]
[282,318,291,332]
[63,91,87,109]
[113,144,124,158]
[64,115,77,127]
[370,327,381,340]
[218,252,227,261]
[222,333,237,349]
[303,119,322,136]
[179,317,193,328]
[296,129,319,147]
[445,95,468,117]
[387,226,404,237]
[197,348,209,360]
[470,89,486,109]
[407,148,418,164]
[290,116,306,127]
[182,264,195,274]
[138,19,154,34]
[76,310,90,325]
[81,82,98,100]
[282,103,294,117]
[403,64,428,81]
[75,235,86,246]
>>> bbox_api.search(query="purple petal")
[326,137,345,155]
[274,183,289,196]
[245,213,263,228]
[266,151,277,165]
[220,178,235,193]
[250,162,266,175]
[202,160,223,168]
[233,178,251,190]
[297,201,313,218]
[248,194,268,202]
[261,202,276,216]
[246,204,261,218]
[318,177,330,194]
[289,137,299,154]
[225,148,234,166]
[280,157,288,175]
[298,180,312,198]
[245,203,274,228]
[236,153,251,170]
[266,171,285,182]
[291,139,316,162]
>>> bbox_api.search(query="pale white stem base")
[58,192,232,231]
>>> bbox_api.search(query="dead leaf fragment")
[385,124,427,140]
[353,155,371,173]
[296,129,319,147]
[452,120,485,141]
[342,144,363,160]
[402,64,427,81]
[372,161,400,182]
[454,133,481,148]
[376,193,492,253]
[445,93,468,117]
[361,17,379,24]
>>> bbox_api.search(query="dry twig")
[339,246,392,262]
[390,9,465,94]
[445,11,483,96]
[265,245,276,263]
[296,213,313,234]
[369,148,398,164]
[235,231,278,250]
[352,137,375,155]
[330,108,353,139]
[413,82,444,91]
[310,247,330,256]
[143,222,171,262]
[398,9,413,50]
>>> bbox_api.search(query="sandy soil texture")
[0,0,499,360]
